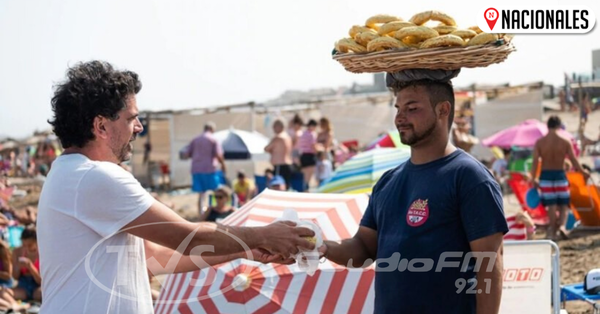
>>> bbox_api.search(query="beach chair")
[254,175,268,193]
[507,172,550,226]
[565,172,600,227]
[503,214,528,241]
[207,192,239,208]
[561,283,600,313]
[501,240,561,314]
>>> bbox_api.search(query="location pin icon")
[484,8,499,30]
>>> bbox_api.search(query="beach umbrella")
[213,128,269,160]
[481,119,575,149]
[365,130,409,151]
[317,147,410,195]
[155,189,374,314]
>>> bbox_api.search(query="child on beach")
[316,150,332,186]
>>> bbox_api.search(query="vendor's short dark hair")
[48,61,142,148]
[547,115,561,129]
[395,80,455,131]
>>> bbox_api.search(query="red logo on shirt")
[406,199,429,227]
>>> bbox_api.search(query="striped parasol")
[317,147,410,194]
[503,214,527,241]
[155,189,374,314]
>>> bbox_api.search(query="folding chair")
[254,175,267,193]
[561,284,600,313]
[207,191,239,208]
[501,240,561,314]
[565,172,600,228]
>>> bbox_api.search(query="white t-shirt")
[38,154,155,313]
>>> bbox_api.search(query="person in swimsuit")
[297,119,318,191]
[530,115,590,240]
[199,186,235,223]
[264,119,294,189]
[0,240,30,312]
[287,114,305,167]
[0,240,13,289]
[12,227,41,302]
[316,117,334,160]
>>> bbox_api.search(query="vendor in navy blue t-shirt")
[319,70,509,314]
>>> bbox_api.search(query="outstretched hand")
[248,248,295,265]
[258,221,316,258]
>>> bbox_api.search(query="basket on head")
[333,39,515,74]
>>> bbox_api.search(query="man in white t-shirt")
[38,61,314,313]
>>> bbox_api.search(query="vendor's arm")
[321,180,380,267]
[321,226,377,268]
[470,233,504,314]
[459,171,509,314]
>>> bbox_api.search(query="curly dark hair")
[48,61,142,148]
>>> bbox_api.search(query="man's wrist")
[243,226,267,249]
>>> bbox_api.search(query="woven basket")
[333,40,516,74]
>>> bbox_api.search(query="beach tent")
[213,128,269,160]
[155,189,374,314]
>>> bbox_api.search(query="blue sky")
[1,0,598,137]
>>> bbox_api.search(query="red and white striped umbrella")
[155,189,374,314]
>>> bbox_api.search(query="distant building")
[593,49,600,81]
[343,74,388,95]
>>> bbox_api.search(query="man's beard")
[113,140,134,163]
[399,120,437,146]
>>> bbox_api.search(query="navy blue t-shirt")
[360,149,508,314]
